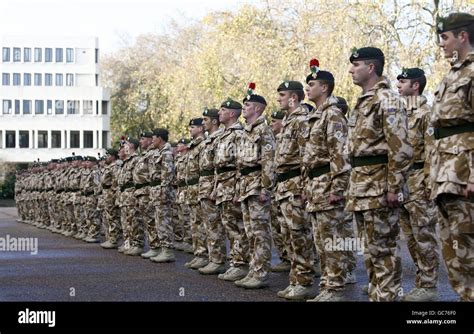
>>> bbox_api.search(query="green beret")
[220,98,242,110]
[106,148,119,158]
[140,131,153,138]
[202,108,219,118]
[84,156,97,162]
[152,128,169,142]
[126,137,139,149]
[397,68,425,80]
[178,138,191,145]
[277,81,304,92]
[271,110,286,120]
[437,12,474,34]
[306,70,335,84]
[189,118,203,126]
[335,96,349,115]
[349,47,385,65]
[301,103,315,112]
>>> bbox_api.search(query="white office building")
[0,36,111,163]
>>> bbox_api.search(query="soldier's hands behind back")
[386,192,400,208]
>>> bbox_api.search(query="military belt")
[56,190,64,193]
[240,165,262,176]
[308,164,330,179]
[187,178,199,186]
[199,169,215,177]
[276,168,301,183]
[434,123,474,140]
[412,162,424,170]
[82,190,94,196]
[135,182,150,189]
[350,154,388,167]
[216,166,237,174]
[120,182,135,192]
[177,180,187,188]
[149,180,161,187]
[103,185,112,190]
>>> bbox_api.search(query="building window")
[34,48,42,62]
[35,100,44,114]
[3,100,12,114]
[24,48,31,62]
[38,131,48,148]
[66,73,74,86]
[51,131,61,148]
[67,100,79,114]
[45,48,52,62]
[66,48,74,63]
[55,48,63,62]
[95,48,99,63]
[46,100,52,114]
[13,73,20,86]
[6,131,16,148]
[14,100,20,114]
[34,73,42,86]
[2,47,10,62]
[70,131,80,148]
[24,73,31,86]
[102,101,108,115]
[2,73,10,86]
[45,73,52,86]
[83,100,93,114]
[55,100,64,114]
[84,131,93,148]
[13,47,21,62]
[55,73,63,86]
[102,131,108,149]
[19,131,29,148]
[23,100,31,114]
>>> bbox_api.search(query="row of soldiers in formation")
[15,12,474,302]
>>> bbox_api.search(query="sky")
[0,0,253,55]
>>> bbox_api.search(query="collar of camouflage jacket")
[244,115,266,132]
[309,95,339,120]
[283,105,307,124]
[158,142,172,154]
[451,51,474,70]
[190,135,204,148]
[359,76,391,99]
[222,121,243,136]
[405,95,428,114]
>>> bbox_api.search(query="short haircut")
[410,76,427,95]
[318,80,335,96]
[289,90,305,102]
[363,59,384,77]
[452,22,474,45]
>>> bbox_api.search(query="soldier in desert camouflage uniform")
[197,108,227,275]
[184,118,209,269]
[234,86,275,289]
[396,67,440,301]
[431,13,474,301]
[215,99,251,283]
[81,156,101,243]
[274,81,316,300]
[302,65,352,302]
[346,47,412,302]
[149,128,177,263]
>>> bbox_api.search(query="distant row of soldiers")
[15,12,474,302]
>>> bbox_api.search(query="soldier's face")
[177,143,187,153]
[218,107,231,124]
[277,91,290,110]
[140,136,152,149]
[271,119,283,134]
[203,116,213,131]
[397,79,418,96]
[189,125,202,138]
[439,31,461,58]
[305,81,323,101]
[242,102,256,120]
[349,61,370,86]
[118,148,126,160]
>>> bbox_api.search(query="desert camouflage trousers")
[102,191,121,243]
[355,207,402,302]
[280,195,315,286]
[175,203,192,244]
[81,195,100,238]
[189,202,208,258]
[400,199,440,288]
[219,200,250,267]
[137,192,158,249]
[155,200,174,249]
[241,196,272,279]
[270,199,291,263]
[120,189,144,248]
[436,194,474,301]
[311,207,352,291]
[201,199,226,264]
